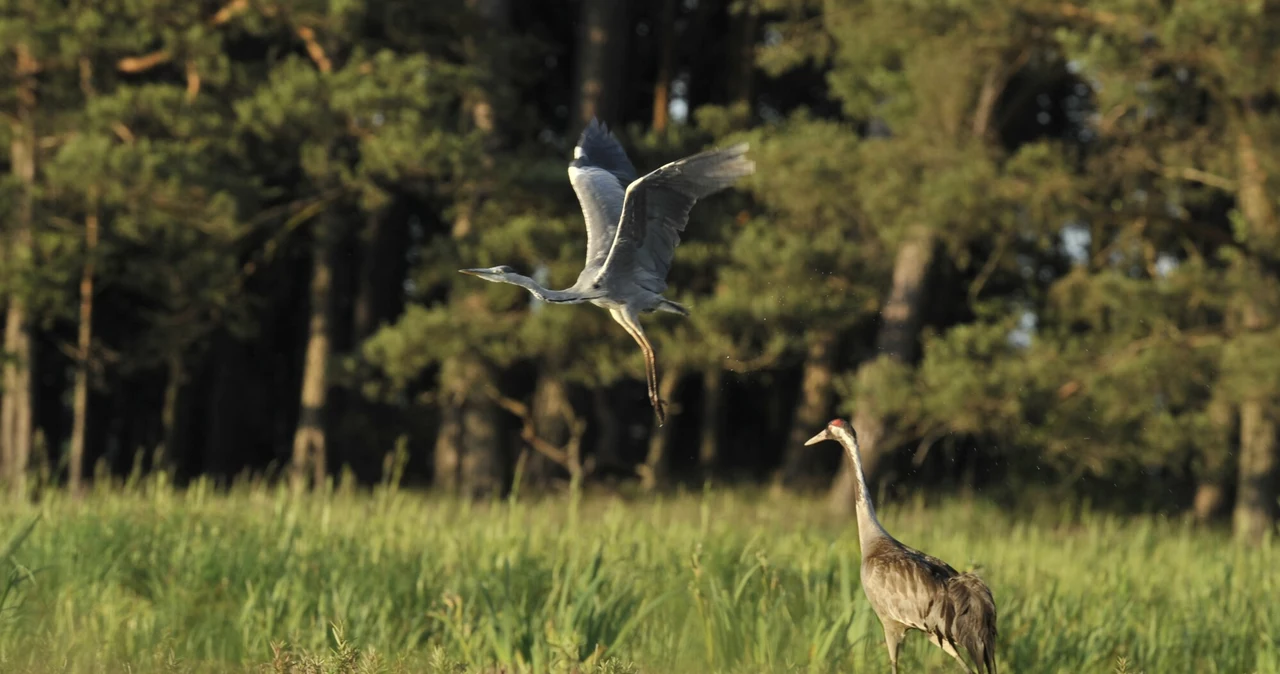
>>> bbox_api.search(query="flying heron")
[805,419,998,674]
[459,118,755,425]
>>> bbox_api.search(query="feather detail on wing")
[862,539,998,674]
[593,142,754,294]
[568,118,637,272]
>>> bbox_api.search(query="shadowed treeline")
[0,0,1277,543]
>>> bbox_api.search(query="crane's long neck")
[834,427,889,550]
[502,274,586,304]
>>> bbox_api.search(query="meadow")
[0,475,1273,674]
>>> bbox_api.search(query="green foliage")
[2,0,1280,563]
[750,0,1280,504]
[236,50,479,208]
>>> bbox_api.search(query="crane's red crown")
[828,418,846,428]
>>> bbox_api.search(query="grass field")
[0,476,1273,674]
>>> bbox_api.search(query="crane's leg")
[610,306,667,426]
[882,621,907,674]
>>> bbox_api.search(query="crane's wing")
[568,118,636,271]
[863,542,961,633]
[593,142,754,294]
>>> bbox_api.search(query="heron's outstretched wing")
[568,118,636,271]
[593,142,754,294]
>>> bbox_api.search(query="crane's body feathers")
[460,118,753,425]
[862,538,998,674]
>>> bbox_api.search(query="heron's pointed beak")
[803,429,830,446]
[458,268,485,277]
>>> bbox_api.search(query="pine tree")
[236,3,485,490]
[751,0,1081,509]
[1053,0,1280,542]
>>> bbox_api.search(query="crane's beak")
[803,429,830,446]
[458,268,485,277]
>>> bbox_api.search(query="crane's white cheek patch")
[574,146,585,159]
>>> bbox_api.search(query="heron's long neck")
[837,430,889,550]
[506,274,583,304]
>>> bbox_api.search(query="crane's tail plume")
[948,572,998,674]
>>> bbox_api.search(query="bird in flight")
[460,118,754,425]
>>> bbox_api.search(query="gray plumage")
[460,118,755,425]
[805,419,998,674]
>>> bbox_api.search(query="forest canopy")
[0,0,1277,543]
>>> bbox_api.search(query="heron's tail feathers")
[656,297,691,316]
[668,142,755,197]
[948,572,998,674]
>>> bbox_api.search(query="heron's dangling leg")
[610,306,667,426]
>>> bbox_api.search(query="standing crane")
[805,419,998,674]
[459,118,754,425]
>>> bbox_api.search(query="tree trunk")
[1234,401,1278,544]
[640,369,681,490]
[651,0,677,132]
[437,2,511,495]
[69,196,99,494]
[1194,481,1230,524]
[291,228,334,491]
[729,0,758,108]
[971,53,1023,140]
[778,331,837,489]
[434,357,504,498]
[353,201,410,341]
[460,388,503,500]
[572,0,629,131]
[1195,399,1234,524]
[1236,123,1279,253]
[529,372,572,486]
[1231,119,1280,543]
[698,368,721,477]
[828,227,936,514]
[2,43,38,498]
[434,393,464,494]
[204,332,237,481]
[592,386,625,473]
[453,0,509,240]
[157,353,184,474]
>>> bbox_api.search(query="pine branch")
[486,388,588,476]
[211,0,249,25]
[1057,331,1222,401]
[185,60,201,101]
[1146,159,1236,192]
[116,0,252,74]
[112,123,136,144]
[296,26,332,73]
[117,50,173,73]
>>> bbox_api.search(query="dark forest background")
[0,0,1278,542]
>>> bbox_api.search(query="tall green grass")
[0,476,1272,673]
